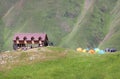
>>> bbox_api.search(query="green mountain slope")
[0,0,120,51]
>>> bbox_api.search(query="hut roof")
[13,33,48,41]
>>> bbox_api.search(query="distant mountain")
[0,0,120,51]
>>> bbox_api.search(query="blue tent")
[98,50,105,54]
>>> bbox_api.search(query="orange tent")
[88,49,95,54]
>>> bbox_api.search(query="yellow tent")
[82,49,87,53]
[76,48,83,52]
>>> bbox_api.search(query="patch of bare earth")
[0,47,67,71]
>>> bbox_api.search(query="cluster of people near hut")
[15,44,43,51]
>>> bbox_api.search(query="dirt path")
[71,0,94,34]
[99,0,120,47]
[2,0,24,27]
[61,0,95,45]
[1,0,25,49]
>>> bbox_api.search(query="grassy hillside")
[0,0,120,51]
[0,47,120,79]
[99,0,120,50]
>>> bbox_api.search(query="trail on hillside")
[99,0,120,47]
[3,0,24,27]
[60,0,95,46]
[71,0,94,32]
[2,0,25,49]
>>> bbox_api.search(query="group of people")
[15,44,44,51]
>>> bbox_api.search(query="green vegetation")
[0,0,120,51]
[0,0,120,78]
[0,47,120,79]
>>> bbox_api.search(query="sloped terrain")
[0,0,120,51]
[0,47,120,79]
[0,47,68,71]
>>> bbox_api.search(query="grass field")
[0,47,120,79]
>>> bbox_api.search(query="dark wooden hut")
[13,33,49,50]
